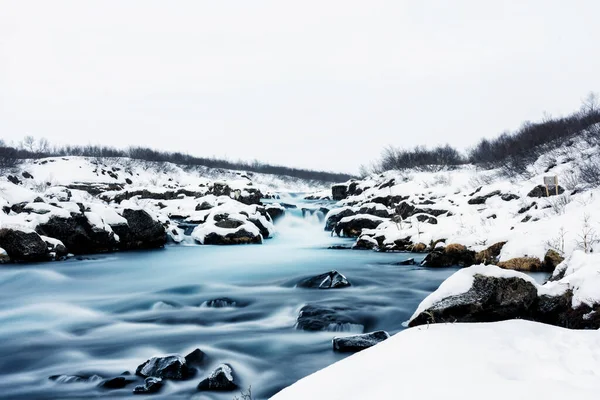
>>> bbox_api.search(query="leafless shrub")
[546,227,567,255]
[233,386,254,400]
[578,157,600,187]
[547,193,571,215]
[576,214,599,253]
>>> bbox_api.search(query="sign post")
[543,176,559,197]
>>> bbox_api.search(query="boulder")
[195,201,214,211]
[334,215,385,237]
[135,354,191,380]
[324,208,356,231]
[297,270,351,289]
[296,304,363,332]
[468,190,501,205]
[0,247,9,263]
[542,249,564,272]
[113,209,166,250]
[370,195,409,208]
[36,215,117,255]
[0,228,49,261]
[527,184,565,198]
[332,183,348,201]
[197,364,238,391]
[184,349,206,367]
[237,188,263,205]
[7,175,21,185]
[332,330,390,352]
[357,204,393,218]
[98,376,137,390]
[133,377,163,394]
[265,204,285,222]
[421,244,476,268]
[501,193,519,201]
[22,171,34,179]
[353,235,378,250]
[415,214,437,224]
[202,228,262,245]
[409,274,538,327]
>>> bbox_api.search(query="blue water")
[0,201,461,399]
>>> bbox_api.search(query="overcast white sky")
[1,1,599,173]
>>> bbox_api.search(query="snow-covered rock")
[196,364,238,391]
[332,330,390,353]
[409,251,600,329]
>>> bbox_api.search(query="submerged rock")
[184,348,206,366]
[0,228,49,262]
[297,270,351,289]
[197,364,238,391]
[99,375,137,390]
[296,304,364,332]
[135,354,191,380]
[133,377,163,394]
[333,330,390,353]
[202,298,238,308]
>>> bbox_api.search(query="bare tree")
[581,92,599,115]
[21,135,36,152]
[576,214,599,253]
[38,137,50,153]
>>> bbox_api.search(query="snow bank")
[272,319,600,400]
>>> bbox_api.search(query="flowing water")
[0,196,546,399]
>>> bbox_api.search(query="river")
[0,197,529,399]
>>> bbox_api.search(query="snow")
[272,319,600,400]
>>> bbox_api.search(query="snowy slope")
[327,137,600,262]
[272,319,600,400]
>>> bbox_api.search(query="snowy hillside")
[324,135,600,269]
[0,156,329,262]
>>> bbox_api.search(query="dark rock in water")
[280,202,297,209]
[197,364,238,391]
[99,376,137,390]
[135,354,190,380]
[421,244,476,268]
[297,270,351,289]
[184,348,206,366]
[409,274,538,327]
[296,304,363,332]
[395,258,415,265]
[248,216,272,239]
[527,184,565,198]
[333,330,390,352]
[49,374,103,384]
[328,245,352,250]
[202,228,262,245]
[43,238,68,259]
[265,205,285,222]
[36,215,118,255]
[334,215,384,237]
[332,183,348,201]
[468,190,501,205]
[324,208,356,231]
[0,228,49,261]
[202,298,238,308]
[133,377,163,394]
[114,209,167,250]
